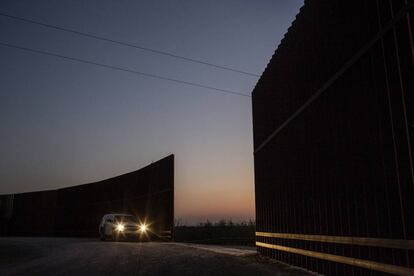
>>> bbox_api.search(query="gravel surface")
[0,237,312,276]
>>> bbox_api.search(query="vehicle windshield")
[114,215,137,223]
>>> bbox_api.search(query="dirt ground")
[0,237,313,276]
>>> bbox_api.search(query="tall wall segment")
[252,1,414,274]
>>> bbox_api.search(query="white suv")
[99,213,149,241]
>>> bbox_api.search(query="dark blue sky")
[0,0,303,223]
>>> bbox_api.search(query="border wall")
[252,1,414,274]
[0,155,174,239]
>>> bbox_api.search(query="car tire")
[99,227,105,241]
[112,231,118,241]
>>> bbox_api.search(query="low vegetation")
[173,219,255,246]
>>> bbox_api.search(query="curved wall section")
[0,154,174,239]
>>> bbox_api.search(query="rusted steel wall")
[0,155,174,239]
[252,0,414,275]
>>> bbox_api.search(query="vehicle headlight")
[116,224,125,232]
[139,224,148,232]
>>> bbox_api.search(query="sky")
[0,0,303,224]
